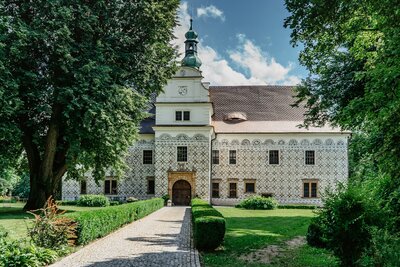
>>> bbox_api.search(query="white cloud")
[197,5,225,21]
[172,2,301,86]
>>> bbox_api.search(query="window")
[80,180,87,195]
[229,150,237,164]
[177,146,188,162]
[143,150,153,165]
[175,111,182,121]
[245,182,255,193]
[183,111,190,121]
[212,150,219,164]
[175,111,190,121]
[105,179,117,195]
[269,150,279,165]
[303,181,318,198]
[147,178,155,194]
[229,183,237,198]
[305,150,315,165]
[212,183,220,198]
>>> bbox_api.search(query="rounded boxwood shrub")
[238,195,278,210]
[191,198,226,251]
[77,195,110,207]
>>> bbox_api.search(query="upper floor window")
[175,111,190,121]
[105,178,117,195]
[229,150,237,164]
[177,146,188,162]
[143,150,153,165]
[305,150,315,165]
[269,150,279,165]
[212,150,219,164]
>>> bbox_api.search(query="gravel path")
[50,207,201,267]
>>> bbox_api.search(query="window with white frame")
[175,111,190,121]
[303,180,318,198]
[104,178,117,195]
[229,150,237,164]
[212,150,219,164]
[212,182,220,198]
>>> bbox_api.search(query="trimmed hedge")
[278,205,318,210]
[191,198,225,251]
[77,194,110,207]
[66,198,163,245]
[56,200,78,206]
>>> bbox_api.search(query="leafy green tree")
[284,0,400,179]
[0,0,179,210]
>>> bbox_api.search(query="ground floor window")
[212,182,220,198]
[147,178,155,194]
[80,180,87,195]
[245,182,255,193]
[229,183,237,198]
[105,179,118,195]
[303,180,318,198]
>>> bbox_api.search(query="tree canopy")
[0,0,179,209]
[284,0,400,178]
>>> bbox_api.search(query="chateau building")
[62,21,350,206]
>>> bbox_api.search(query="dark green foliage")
[109,201,121,206]
[238,196,278,210]
[191,198,225,251]
[162,194,170,205]
[307,186,380,266]
[77,195,110,207]
[279,204,317,210]
[12,174,30,199]
[0,230,58,267]
[0,0,180,210]
[306,217,327,248]
[67,198,163,245]
[56,200,78,206]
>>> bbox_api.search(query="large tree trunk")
[24,173,52,211]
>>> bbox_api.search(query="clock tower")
[152,20,214,203]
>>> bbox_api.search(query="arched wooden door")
[172,180,191,206]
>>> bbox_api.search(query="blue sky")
[172,0,306,85]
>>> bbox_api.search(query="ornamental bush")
[191,198,225,251]
[66,198,163,245]
[0,230,58,267]
[77,194,110,207]
[238,195,278,210]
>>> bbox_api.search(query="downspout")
[209,128,217,204]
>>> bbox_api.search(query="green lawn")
[0,202,103,240]
[202,207,338,267]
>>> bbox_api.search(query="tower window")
[175,111,190,121]
[177,146,188,162]
[229,150,237,164]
